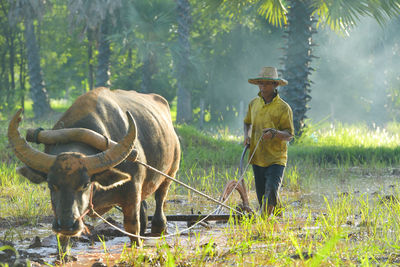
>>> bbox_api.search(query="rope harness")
[79,132,267,241]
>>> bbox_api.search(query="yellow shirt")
[244,92,294,167]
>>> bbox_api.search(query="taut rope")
[81,132,266,240]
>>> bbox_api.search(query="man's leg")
[263,164,285,217]
[252,165,266,208]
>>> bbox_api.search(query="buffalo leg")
[151,179,172,234]
[140,200,148,236]
[122,194,141,246]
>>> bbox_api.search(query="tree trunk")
[18,33,26,110]
[8,29,15,98]
[87,29,94,91]
[1,50,9,101]
[3,20,16,107]
[280,0,316,134]
[175,0,192,123]
[24,18,51,118]
[141,54,151,93]
[95,20,111,88]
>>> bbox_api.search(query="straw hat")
[248,67,288,86]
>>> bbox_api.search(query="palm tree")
[175,0,193,123]
[261,0,400,134]
[278,0,316,134]
[67,0,123,89]
[9,0,52,118]
[0,0,16,105]
[110,0,175,93]
[221,0,400,134]
[95,17,111,88]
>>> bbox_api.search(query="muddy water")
[2,167,400,266]
[296,167,400,209]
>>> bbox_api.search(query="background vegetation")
[0,0,399,132]
[1,0,400,265]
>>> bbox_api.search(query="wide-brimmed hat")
[248,67,288,86]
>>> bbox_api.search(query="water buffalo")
[8,87,181,250]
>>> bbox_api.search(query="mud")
[0,212,224,266]
[1,169,400,266]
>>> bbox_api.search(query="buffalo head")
[8,109,137,236]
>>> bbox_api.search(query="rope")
[81,131,268,241]
[80,165,243,240]
[32,127,44,144]
[135,160,244,215]
[91,205,226,240]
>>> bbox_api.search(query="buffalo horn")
[83,111,137,175]
[26,127,113,151]
[8,109,56,173]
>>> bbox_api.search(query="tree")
[278,0,316,134]
[261,0,400,134]
[130,0,175,94]
[219,0,400,133]
[95,17,111,88]
[188,1,282,126]
[175,0,193,123]
[67,0,123,89]
[9,0,52,118]
[108,0,176,96]
[0,0,15,109]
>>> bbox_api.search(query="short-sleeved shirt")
[244,92,294,167]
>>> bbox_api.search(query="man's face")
[259,81,278,95]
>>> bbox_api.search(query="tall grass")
[0,162,52,224]
[113,188,400,266]
[297,122,400,148]
[291,122,400,166]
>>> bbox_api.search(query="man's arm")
[244,123,251,146]
[263,128,293,142]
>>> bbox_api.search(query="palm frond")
[313,0,400,33]
[366,0,400,26]
[258,0,287,27]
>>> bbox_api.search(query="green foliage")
[292,122,400,165]
[0,162,52,223]
[258,0,288,27]
[40,0,91,99]
[177,121,400,170]
[177,124,243,167]
[0,0,399,128]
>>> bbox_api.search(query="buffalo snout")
[52,217,83,236]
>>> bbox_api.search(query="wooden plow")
[150,145,254,225]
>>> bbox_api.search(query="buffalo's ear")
[92,168,131,187]
[17,166,47,184]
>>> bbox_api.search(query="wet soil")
[0,215,228,266]
[1,167,400,266]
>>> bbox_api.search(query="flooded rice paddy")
[1,166,400,266]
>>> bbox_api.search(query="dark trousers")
[252,164,285,208]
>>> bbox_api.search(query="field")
[1,107,400,266]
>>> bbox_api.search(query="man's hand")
[244,122,251,146]
[262,128,277,140]
[244,136,250,146]
[263,128,293,141]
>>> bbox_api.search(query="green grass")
[113,188,400,266]
[291,122,400,166]
[0,162,52,224]
[297,122,400,148]
[2,116,399,221]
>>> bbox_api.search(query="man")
[244,66,294,217]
